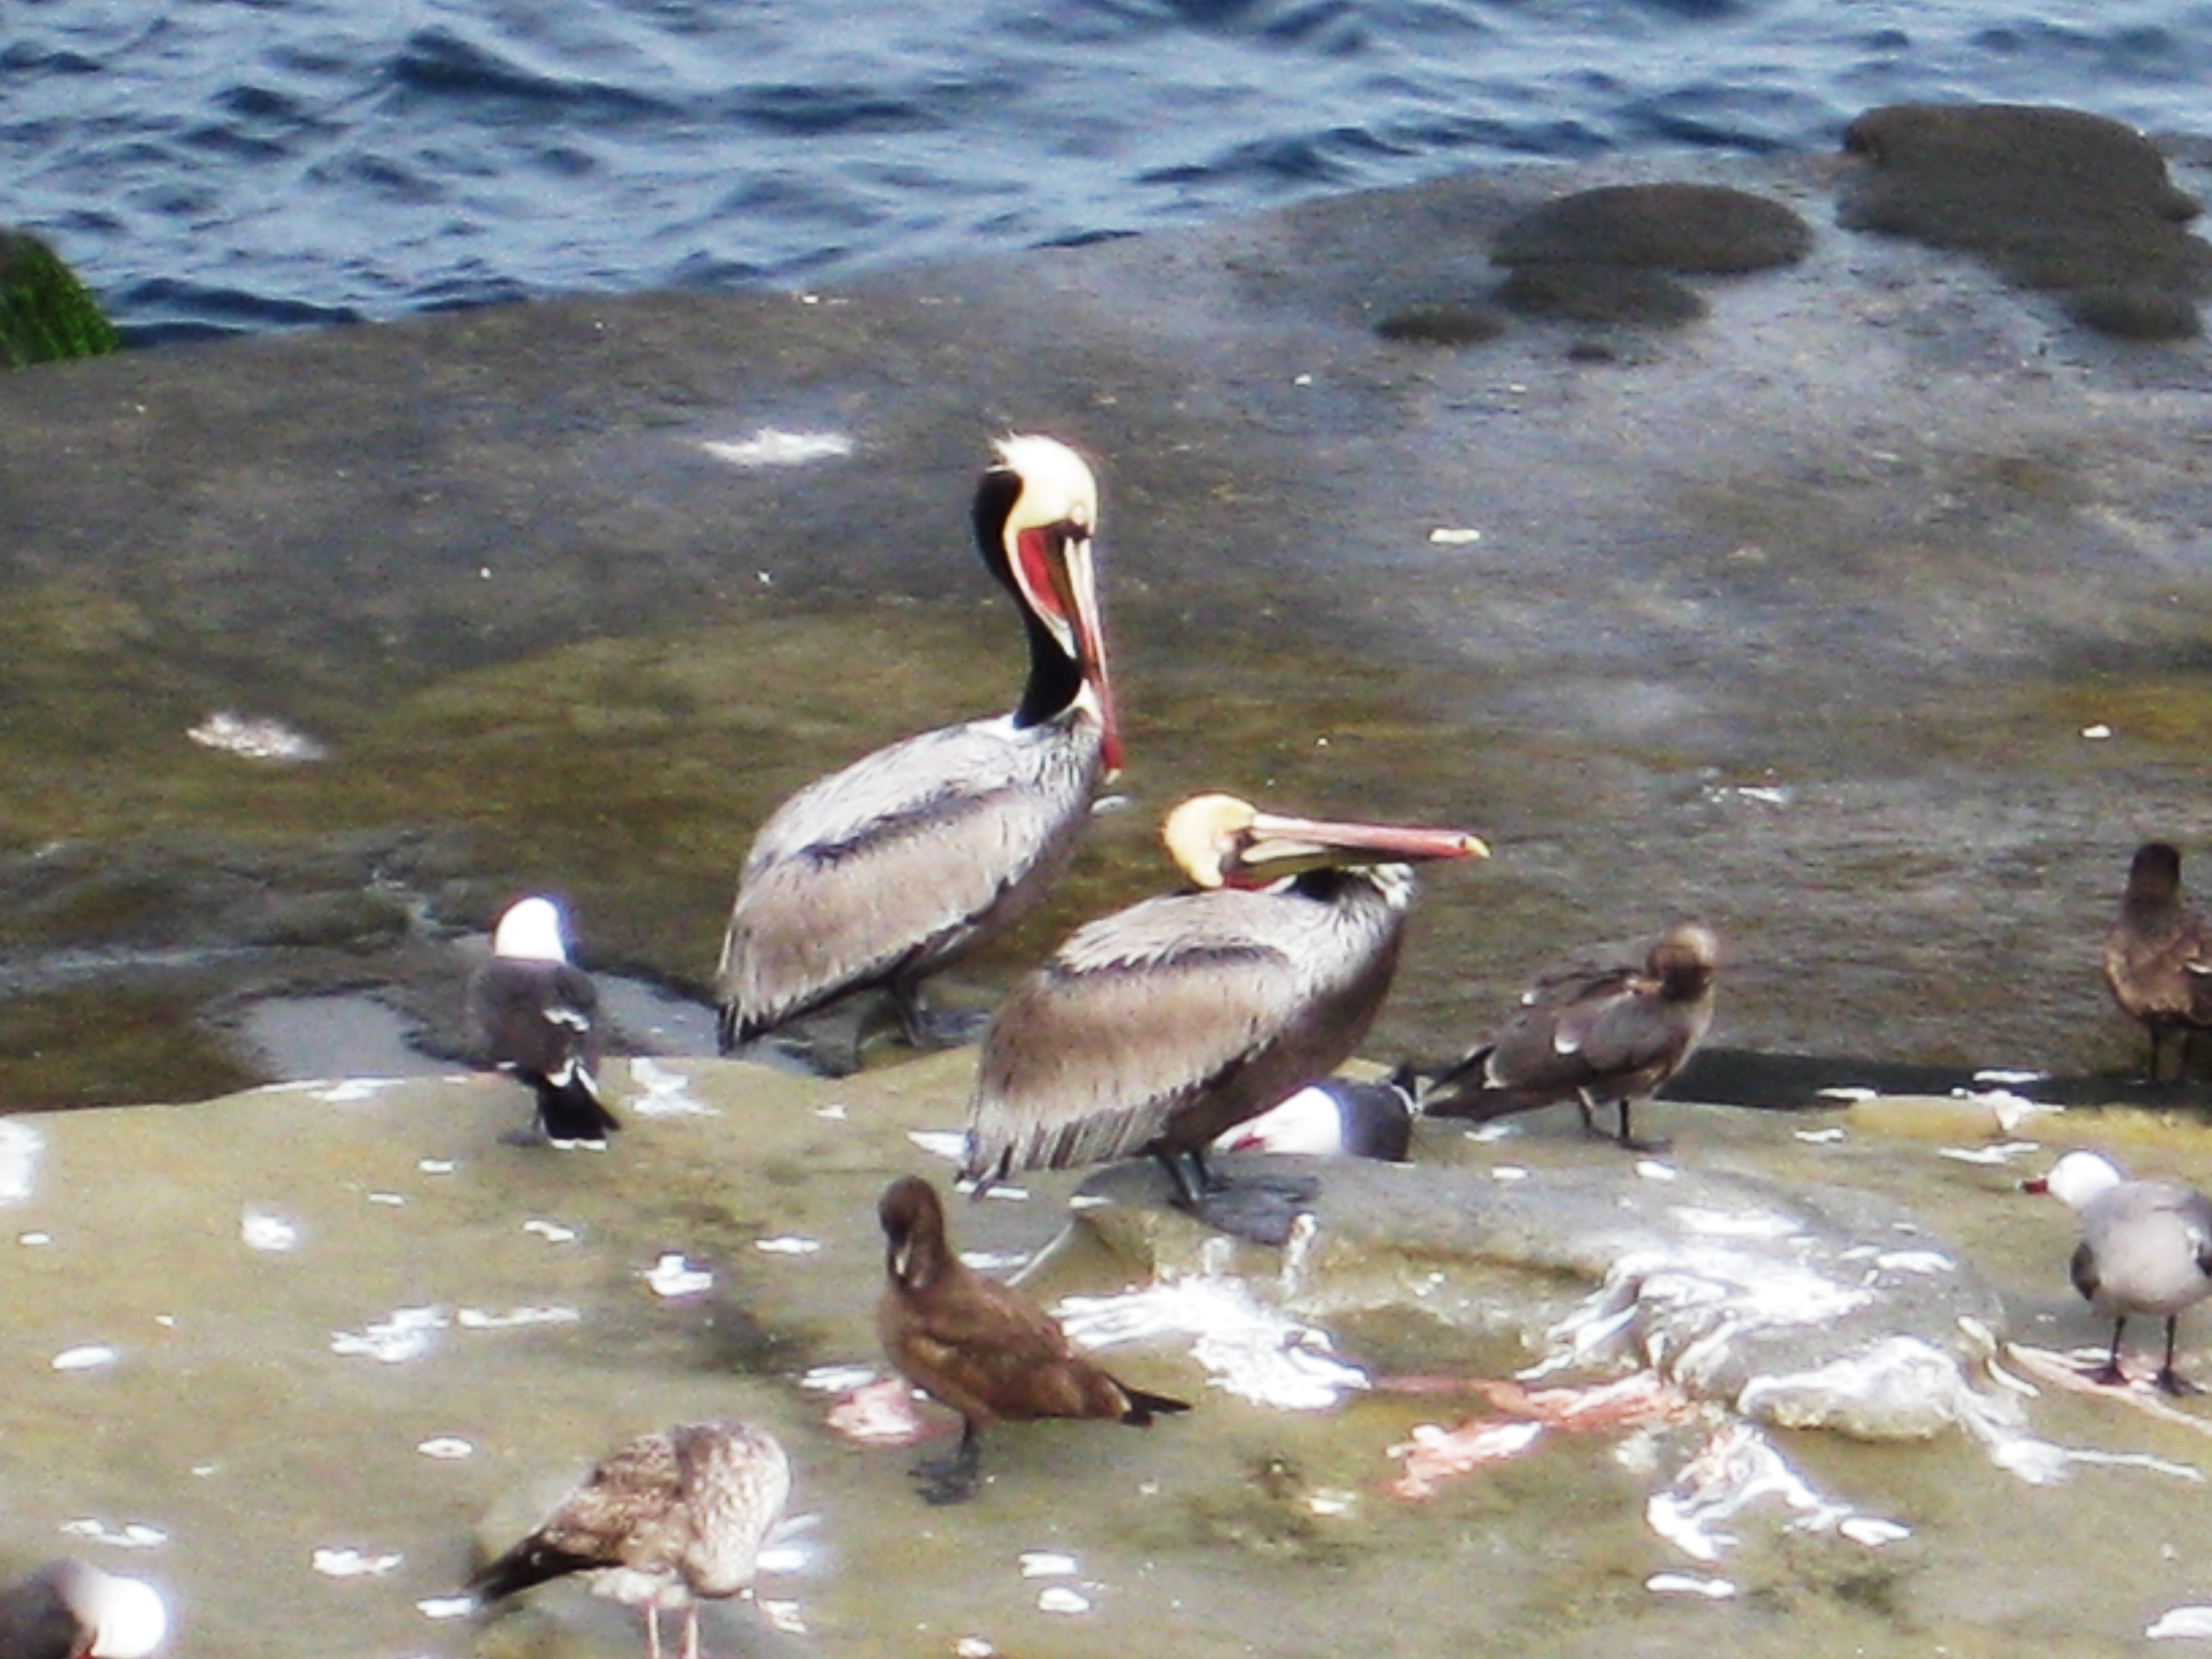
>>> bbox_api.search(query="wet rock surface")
[8,1056,2212,1657]
[3,113,2212,1110]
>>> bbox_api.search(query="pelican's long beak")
[1242,811,1489,872]
[1065,537,1121,778]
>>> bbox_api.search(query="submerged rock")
[1491,182,1814,274]
[1839,102,2212,340]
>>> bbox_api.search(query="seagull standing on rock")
[470,895,620,1148]
[2025,1147,2212,1395]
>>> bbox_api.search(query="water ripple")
[5,0,2209,339]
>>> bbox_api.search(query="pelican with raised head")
[716,436,1118,1070]
[962,793,1487,1214]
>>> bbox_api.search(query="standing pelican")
[1420,922,1719,1152]
[470,897,620,1148]
[962,793,1486,1210]
[467,1418,792,1659]
[715,436,1118,1069]
[2103,842,2212,1081]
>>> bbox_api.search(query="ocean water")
[4,0,2210,342]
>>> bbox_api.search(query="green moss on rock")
[0,229,121,368]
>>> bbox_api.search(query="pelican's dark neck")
[1013,609,1084,730]
[975,466,1084,731]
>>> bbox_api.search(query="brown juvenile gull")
[877,1173,1188,1504]
[467,1419,792,1659]
[2102,841,2212,1081]
[1421,922,1719,1152]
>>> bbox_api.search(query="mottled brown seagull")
[468,1418,792,1659]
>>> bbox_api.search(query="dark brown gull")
[877,1173,1188,1504]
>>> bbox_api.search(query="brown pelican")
[469,897,621,1148]
[2102,842,2212,1081]
[0,1561,167,1659]
[1422,922,1719,1151]
[2025,1149,2212,1395]
[467,1418,792,1659]
[876,1174,1188,1504]
[961,793,1487,1209]
[715,435,1118,1071]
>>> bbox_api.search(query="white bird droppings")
[241,1208,300,1251]
[313,1547,403,1578]
[187,710,328,762]
[456,1306,581,1331]
[2149,1607,2212,1641]
[0,1119,45,1204]
[646,1253,714,1297]
[700,430,855,468]
[628,1057,718,1118]
[330,1306,445,1364]
[1647,1572,1738,1599]
[60,1519,167,1549]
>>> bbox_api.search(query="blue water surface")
[5,0,2210,340]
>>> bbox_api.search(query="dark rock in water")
[0,229,121,368]
[1838,102,2212,340]
[1492,182,1814,274]
[1494,263,1706,326]
[1372,300,1509,346]
[2063,283,2203,340]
